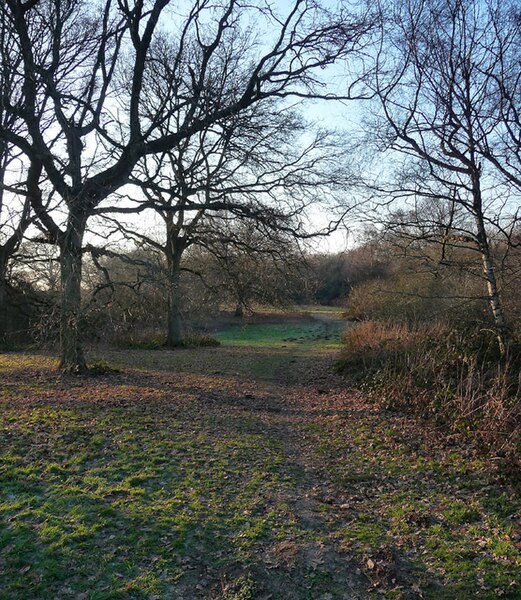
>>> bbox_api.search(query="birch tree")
[366,0,520,355]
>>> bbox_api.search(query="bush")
[89,360,121,375]
[122,337,165,350]
[338,320,521,466]
[344,272,486,326]
[181,333,221,347]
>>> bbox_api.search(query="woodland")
[0,0,520,597]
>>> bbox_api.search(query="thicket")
[338,234,521,467]
[337,0,521,468]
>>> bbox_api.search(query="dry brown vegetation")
[338,320,521,471]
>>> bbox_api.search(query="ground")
[0,309,519,599]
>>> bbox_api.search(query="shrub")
[122,337,165,350]
[89,360,121,375]
[344,273,486,326]
[337,320,521,466]
[181,333,221,347]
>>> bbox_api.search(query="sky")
[2,0,368,257]
[156,0,370,253]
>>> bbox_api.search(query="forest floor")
[0,309,520,599]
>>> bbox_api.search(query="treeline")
[7,218,520,345]
[0,231,375,347]
[0,234,307,346]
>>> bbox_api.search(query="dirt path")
[209,354,375,599]
[178,317,520,600]
[245,333,521,600]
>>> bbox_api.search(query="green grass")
[302,416,521,599]
[215,319,344,349]
[0,397,317,598]
[211,318,344,379]
[0,351,363,599]
[1,321,520,599]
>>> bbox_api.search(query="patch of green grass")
[342,520,390,549]
[302,413,521,599]
[0,352,364,598]
[0,400,301,597]
[442,500,481,525]
[215,320,344,350]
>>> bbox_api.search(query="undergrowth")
[120,333,221,349]
[181,332,221,347]
[337,320,521,470]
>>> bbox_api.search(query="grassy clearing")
[1,312,520,599]
[0,350,365,599]
[214,314,344,351]
[99,311,346,381]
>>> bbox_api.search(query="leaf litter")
[0,323,519,599]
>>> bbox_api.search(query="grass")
[0,397,293,597]
[0,344,364,599]
[301,413,521,599]
[0,311,520,598]
[215,315,344,351]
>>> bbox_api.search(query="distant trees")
[344,231,488,324]
[364,0,521,355]
[72,235,308,345]
[0,144,31,338]
[115,93,346,346]
[200,222,308,317]
[0,0,375,371]
[310,245,388,305]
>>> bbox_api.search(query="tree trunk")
[471,182,510,356]
[59,209,87,372]
[166,250,183,348]
[475,219,510,357]
[0,250,7,341]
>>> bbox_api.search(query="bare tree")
[102,89,348,345]
[202,221,307,317]
[0,0,375,371]
[364,0,520,355]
